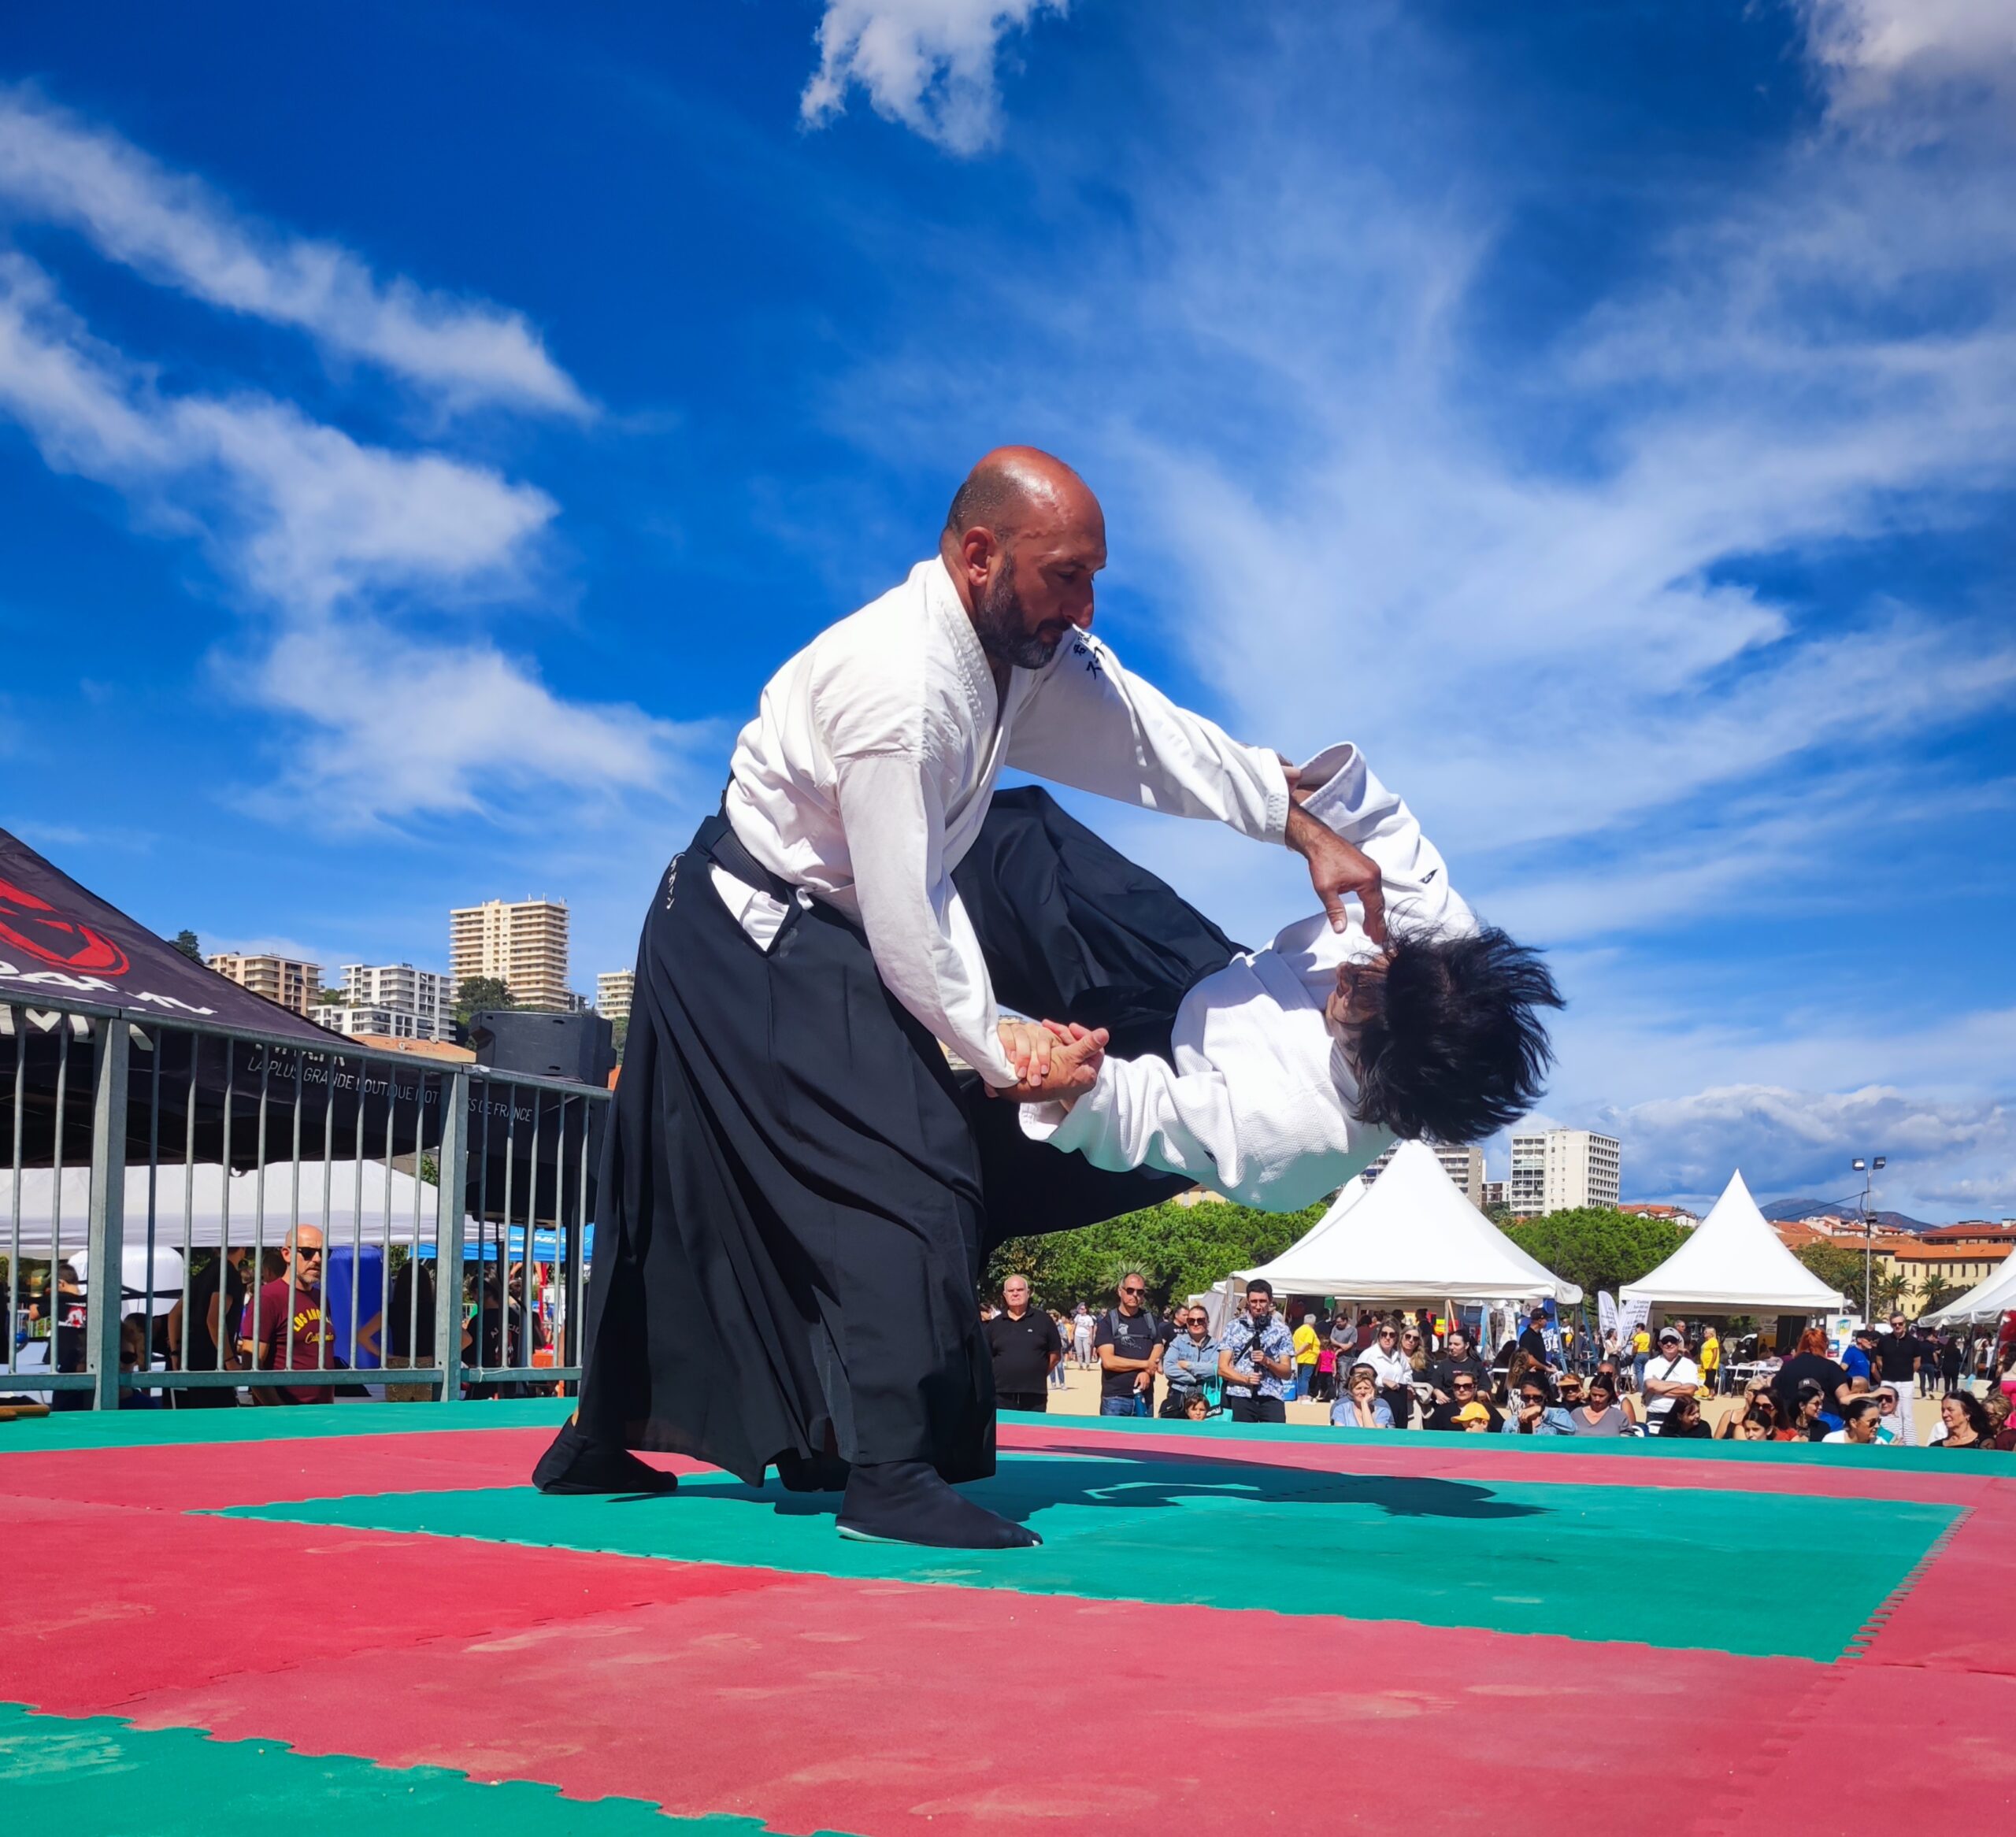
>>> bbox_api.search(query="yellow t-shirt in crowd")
[1293,1324,1321,1365]
[1700,1335,1721,1372]
[1631,1328,1651,1356]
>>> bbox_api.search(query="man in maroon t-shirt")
[237,1225,336,1405]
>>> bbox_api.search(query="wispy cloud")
[0,86,589,416]
[800,0,1064,154]
[0,252,554,607]
[0,127,695,825]
[1803,0,2016,129]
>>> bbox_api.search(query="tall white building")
[1365,1143,1485,1208]
[449,898,572,1011]
[312,963,452,1043]
[595,971,635,1024]
[1509,1128,1622,1214]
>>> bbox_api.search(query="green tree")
[984,1196,1329,1313]
[454,976,514,1025]
[1794,1239,1908,1314]
[1501,1208,1689,1298]
[172,929,202,961]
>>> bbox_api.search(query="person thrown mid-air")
[958,743,1563,1210]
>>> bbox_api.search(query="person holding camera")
[1217,1279,1298,1424]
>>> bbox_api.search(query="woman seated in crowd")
[1719,1388,1781,1440]
[1781,1380,1835,1442]
[1330,1361,1395,1430]
[1655,1394,1713,1439]
[1929,1391,1993,1450]
[1497,1369,1576,1435]
[1571,1373,1632,1436]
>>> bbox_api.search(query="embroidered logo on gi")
[665,854,683,908]
[1072,638,1104,680]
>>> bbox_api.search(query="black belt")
[699,809,798,906]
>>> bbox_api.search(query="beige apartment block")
[595,970,636,1024]
[206,952,321,1017]
[1508,1128,1621,1214]
[449,898,571,1010]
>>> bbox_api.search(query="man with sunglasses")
[1095,1274,1162,1417]
[236,1226,336,1406]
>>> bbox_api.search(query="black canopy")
[2,826,335,1042]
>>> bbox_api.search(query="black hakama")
[576,792,1241,1486]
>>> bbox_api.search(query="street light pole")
[1851,1156,1887,1320]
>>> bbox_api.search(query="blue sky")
[2,1,2012,1218]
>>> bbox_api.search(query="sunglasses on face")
[1121,1286,1145,1297]
[291,1247,322,1261]
[1451,1381,1477,1391]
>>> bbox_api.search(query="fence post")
[433,1068,469,1405]
[86,1018,129,1411]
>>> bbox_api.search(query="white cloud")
[247,615,717,823]
[0,249,706,822]
[800,0,1064,154]
[1598,1081,2014,1213]
[1803,0,2016,125]
[0,254,554,608]
[0,87,589,416]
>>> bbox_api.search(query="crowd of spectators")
[977,1276,2016,1451]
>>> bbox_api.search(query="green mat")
[0,1702,854,1836]
[223,1452,1955,1660]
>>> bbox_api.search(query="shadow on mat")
[647,1455,1542,1526]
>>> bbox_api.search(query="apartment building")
[206,952,321,1017]
[595,970,636,1024]
[1508,1128,1622,1214]
[449,898,572,1011]
[338,963,451,1039]
[1366,1143,1485,1208]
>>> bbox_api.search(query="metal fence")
[2,993,606,1409]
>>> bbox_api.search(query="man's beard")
[971,556,1063,671]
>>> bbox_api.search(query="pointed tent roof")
[1922,1255,2016,1327]
[1621,1169,1846,1313]
[1238,1142,1582,1303]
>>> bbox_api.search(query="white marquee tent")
[1921,1256,2016,1327]
[0,1161,469,1254]
[1621,1169,1845,1316]
[1232,1140,1583,1305]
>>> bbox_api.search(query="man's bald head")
[940,448,1105,672]
[943,447,1099,543]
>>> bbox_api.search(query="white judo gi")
[723,555,1289,1086]
[1017,743,1478,1212]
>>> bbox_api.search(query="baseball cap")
[1658,1327,1681,1343]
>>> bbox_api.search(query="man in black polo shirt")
[984,1276,1063,1413]
[1875,1313,1931,1445]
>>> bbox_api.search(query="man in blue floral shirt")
[1217,1279,1298,1424]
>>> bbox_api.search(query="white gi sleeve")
[1009,633,1290,843]
[833,750,1019,1087]
[1295,743,1477,938]
[1020,1054,1317,1210]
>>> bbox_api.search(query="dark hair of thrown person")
[1351,927,1564,1144]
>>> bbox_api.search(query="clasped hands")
[989,1017,1108,1105]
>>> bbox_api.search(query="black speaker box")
[468,1009,615,1086]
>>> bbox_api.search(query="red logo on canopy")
[0,875,131,977]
